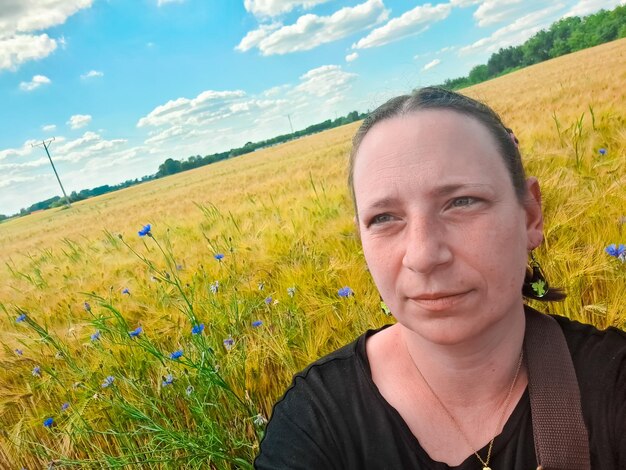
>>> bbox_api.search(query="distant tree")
[468,64,489,84]
[346,111,360,122]
[156,158,183,177]
[487,46,523,76]
[522,30,554,65]
[549,17,581,56]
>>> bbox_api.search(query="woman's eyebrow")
[362,196,400,210]
[432,183,494,197]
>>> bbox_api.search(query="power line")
[31,137,71,209]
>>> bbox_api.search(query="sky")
[1,0,624,216]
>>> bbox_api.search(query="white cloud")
[352,2,451,49]
[0,34,57,71]
[564,0,626,17]
[236,0,388,55]
[0,141,38,162]
[460,3,565,55]
[137,90,246,128]
[295,64,357,97]
[135,63,357,153]
[0,174,43,190]
[450,0,482,6]
[19,74,51,91]
[42,124,57,132]
[438,45,457,54]
[474,0,522,27]
[422,59,441,71]
[244,0,332,17]
[54,131,126,162]
[262,84,291,97]
[0,0,93,36]
[346,52,359,62]
[236,22,282,52]
[0,0,93,71]
[80,70,103,79]
[67,114,92,129]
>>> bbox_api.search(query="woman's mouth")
[408,291,472,311]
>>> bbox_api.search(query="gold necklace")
[406,344,524,470]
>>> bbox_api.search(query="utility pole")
[286,114,294,134]
[32,138,71,208]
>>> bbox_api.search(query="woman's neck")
[399,308,527,409]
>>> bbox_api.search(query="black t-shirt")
[255,314,626,469]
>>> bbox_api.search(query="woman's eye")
[450,197,476,208]
[370,213,394,225]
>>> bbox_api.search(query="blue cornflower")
[287,287,296,298]
[338,287,354,298]
[605,244,626,258]
[191,324,205,335]
[223,337,234,351]
[121,288,130,295]
[214,253,224,261]
[61,402,70,411]
[102,376,115,388]
[599,148,607,155]
[264,296,272,305]
[251,320,263,328]
[83,302,91,312]
[32,366,41,377]
[129,326,142,338]
[43,417,54,428]
[16,313,27,323]
[169,349,183,360]
[90,330,101,342]
[162,374,174,386]
[138,224,152,237]
[15,349,23,356]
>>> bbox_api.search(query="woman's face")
[352,109,543,346]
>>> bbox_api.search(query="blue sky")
[1,0,623,215]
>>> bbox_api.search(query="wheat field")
[0,38,625,468]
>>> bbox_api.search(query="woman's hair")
[348,86,565,302]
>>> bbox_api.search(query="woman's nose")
[401,218,453,274]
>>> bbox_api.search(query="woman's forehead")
[354,110,502,171]
[352,110,511,202]
[359,109,494,150]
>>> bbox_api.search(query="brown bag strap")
[524,306,591,470]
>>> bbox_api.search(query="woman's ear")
[524,177,544,250]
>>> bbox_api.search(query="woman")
[255,87,626,469]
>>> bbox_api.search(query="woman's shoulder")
[550,312,626,392]
[549,313,626,465]
[280,325,391,398]
[551,313,626,356]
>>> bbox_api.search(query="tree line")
[155,110,364,178]
[440,6,626,90]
